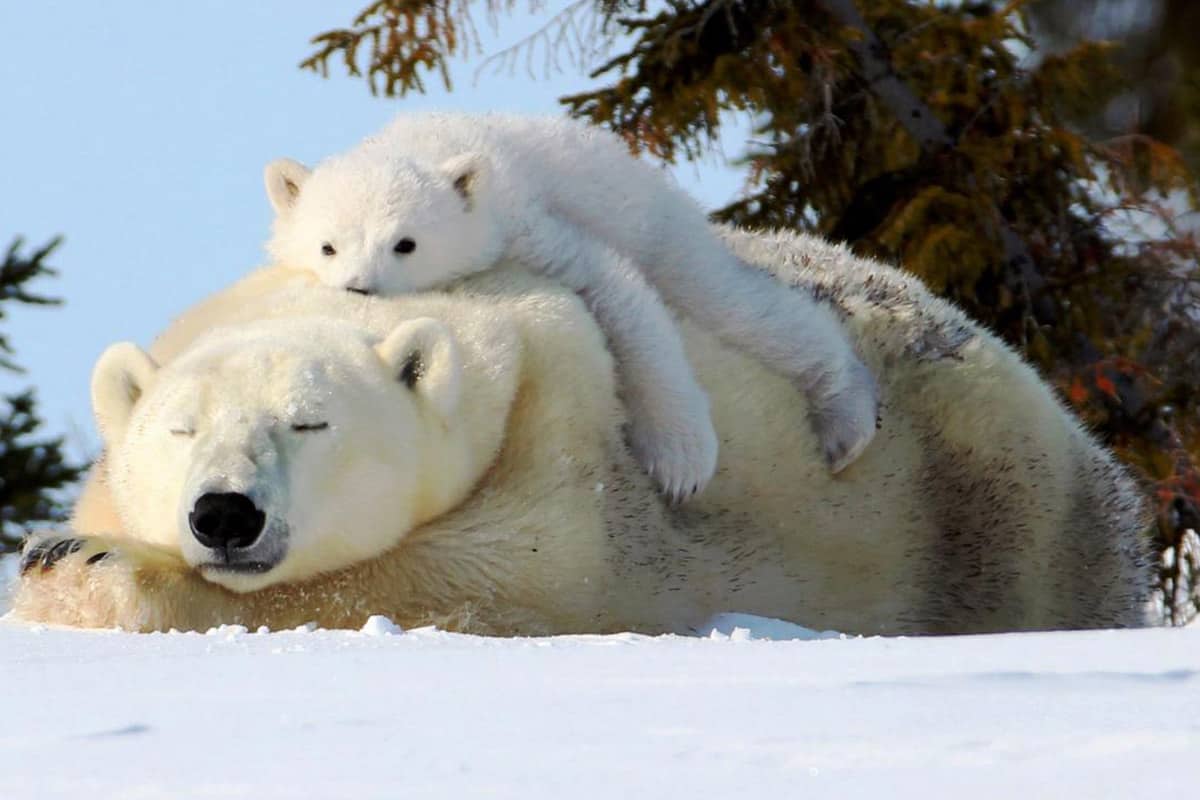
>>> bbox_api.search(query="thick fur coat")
[12,228,1151,635]
[264,112,881,495]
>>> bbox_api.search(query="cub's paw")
[11,532,177,630]
[627,398,719,505]
[810,359,881,474]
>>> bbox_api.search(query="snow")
[1,606,1197,799]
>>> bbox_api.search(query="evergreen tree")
[0,237,85,554]
[1030,0,1200,173]
[301,0,1200,623]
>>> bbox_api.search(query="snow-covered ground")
[0,607,1196,799]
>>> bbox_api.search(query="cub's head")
[92,316,498,592]
[263,149,503,297]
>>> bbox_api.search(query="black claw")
[41,538,83,572]
[19,542,51,575]
[85,551,111,566]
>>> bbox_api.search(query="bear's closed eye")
[291,422,329,432]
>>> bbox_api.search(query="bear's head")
[91,316,506,592]
[263,149,504,297]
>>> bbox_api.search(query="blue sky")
[0,1,749,459]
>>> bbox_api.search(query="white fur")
[15,230,1149,635]
[89,316,497,592]
[264,112,878,496]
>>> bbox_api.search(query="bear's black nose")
[189,492,266,550]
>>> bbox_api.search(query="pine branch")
[816,0,953,152]
[1,236,62,307]
[473,0,608,84]
[0,237,64,374]
[815,0,1045,295]
[300,0,572,97]
[0,390,86,553]
[0,236,84,554]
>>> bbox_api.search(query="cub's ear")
[264,158,311,216]
[376,318,462,424]
[439,152,490,207]
[91,343,159,445]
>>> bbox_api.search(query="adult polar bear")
[13,228,1151,635]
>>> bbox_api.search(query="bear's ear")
[439,152,489,208]
[264,158,311,216]
[376,318,462,424]
[91,342,159,444]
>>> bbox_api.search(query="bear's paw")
[11,532,198,631]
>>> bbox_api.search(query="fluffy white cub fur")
[263,112,879,499]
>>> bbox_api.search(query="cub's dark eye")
[321,243,336,257]
[291,422,329,433]
[393,238,416,255]
[169,428,195,438]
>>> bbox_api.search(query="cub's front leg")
[510,211,719,503]
[10,532,234,632]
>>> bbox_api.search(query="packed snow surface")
[0,606,1195,799]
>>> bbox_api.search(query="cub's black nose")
[189,492,266,550]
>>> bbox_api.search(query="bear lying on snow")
[12,227,1152,635]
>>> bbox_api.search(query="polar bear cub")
[264,112,880,499]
